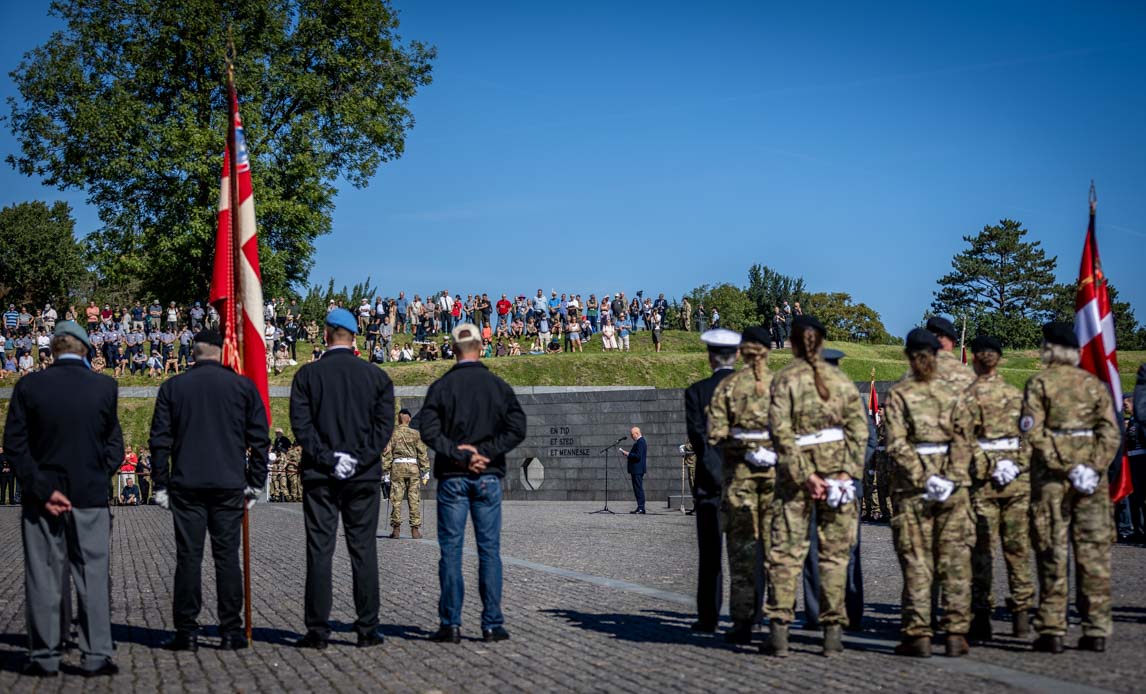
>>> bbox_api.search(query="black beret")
[193,329,224,348]
[741,325,772,346]
[970,335,1002,355]
[398,408,412,417]
[791,315,826,336]
[822,348,845,365]
[925,316,957,340]
[905,328,940,352]
[1042,321,1079,348]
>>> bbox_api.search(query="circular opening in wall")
[520,457,544,491]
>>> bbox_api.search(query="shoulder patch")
[1019,414,1035,433]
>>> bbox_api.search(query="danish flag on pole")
[209,71,271,424]
[1073,184,1131,502]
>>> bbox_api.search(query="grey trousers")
[22,506,113,672]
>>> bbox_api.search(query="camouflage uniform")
[284,447,301,502]
[681,442,696,495]
[884,369,975,638]
[707,365,774,629]
[384,423,430,530]
[270,453,288,501]
[681,299,692,332]
[765,359,868,627]
[1022,364,1119,638]
[953,373,1034,616]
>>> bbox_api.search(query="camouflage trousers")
[861,458,876,518]
[389,465,423,528]
[891,488,973,637]
[1031,479,1113,637]
[765,480,856,625]
[286,473,301,502]
[720,465,774,625]
[972,490,1034,612]
[270,472,288,500]
[684,463,695,495]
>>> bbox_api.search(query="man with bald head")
[620,426,648,514]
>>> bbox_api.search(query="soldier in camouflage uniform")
[953,335,1034,642]
[885,328,975,658]
[1023,322,1120,654]
[764,316,868,657]
[284,445,302,502]
[873,411,892,521]
[383,408,430,539]
[269,451,288,501]
[679,442,696,514]
[706,326,774,645]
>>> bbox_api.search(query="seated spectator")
[481,339,493,359]
[389,344,401,362]
[426,342,440,361]
[120,477,140,506]
[399,343,414,362]
[440,339,454,360]
[1,355,15,379]
[371,344,386,364]
[495,338,508,358]
[131,350,147,375]
[18,352,35,374]
[546,334,562,354]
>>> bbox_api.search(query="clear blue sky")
[2,1,1144,338]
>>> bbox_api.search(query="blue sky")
[2,1,1144,337]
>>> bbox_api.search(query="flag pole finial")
[1089,180,1097,214]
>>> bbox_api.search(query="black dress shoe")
[21,661,58,678]
[295,632,329,650]
[629,509,640,514]
[690,621,717,633]
[161,632,199,652]
[482,627,510,642]
[357,629,385,648]
[83,661,119,678]
[430,625,461,643]
[219,633,249,650]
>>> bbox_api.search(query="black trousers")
[303,480,381,639]
[630,473,645,510]
[694,496,724,628]
[0,474,15,504]
[171,489,245,636]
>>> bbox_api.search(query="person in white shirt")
[358,300,372,333]
[438,292,455,332]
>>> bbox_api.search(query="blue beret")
[325,308,358,334]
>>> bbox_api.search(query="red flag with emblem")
[1073,187,1131,502]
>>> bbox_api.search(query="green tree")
[1048,282,1143,351]
[931,219,1058,347]
[687,283,755,331]
[298,276,377,324]
[746,264,806,324]
[0,200,86,307]
[5,0,435,303]
[802,292,897,344]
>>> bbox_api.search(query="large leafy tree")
[687,283,756,331]
[5,0,435,303]
[0,200,86,307]
[746,264,806,325]
[931,219,1058,347]
[802,292,897,344]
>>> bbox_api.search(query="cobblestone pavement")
[0,501,1142,692]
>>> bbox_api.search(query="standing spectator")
[148,300,163,332]
[772,306,787,349]
[189,302,205,331]
[19,305,34,335]
[696,302,707,332]
[439,291,456,333]
[364,318,381,355]
[496,294,512,330]
[42,304,57,331]
[601,318,617,351]
[395,291,408,334]
[0,446,14,505]
[479,293,493,330]
[178,325,194,370]
[711,307,721,329]
[357,299,372,334]
[81,301,98,332]
[651,311,663,353]
[130,301,145,333]
[166,302,180,331]
[567,315,582,353]
[793,301,804,318]
[619,427,647,514]
[416,323,527,644]
[532,289,547,321]
[617,313,632,352]
[587,295,599,331]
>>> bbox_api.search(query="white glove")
[743,447,777,468]
[268,451,278,462]
[421,473,430,485]
[153,489,170,511]
[1068,465,1099,495]
[333,451,359,480]
[923,475,955,503]
[991,459,1020,487]
[244,486,262,510]
[383,473,391,484]
[825,478,857,508]
[678,444,687,454]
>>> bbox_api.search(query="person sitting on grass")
[546,333,562,354]
[119,477,140,506]
[508,340,522,357]
[481,339,493,359]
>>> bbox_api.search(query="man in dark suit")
[149,329,270,651]
[3,321,123,678]
[684,328,741,632]
[619,427,647,514]
[290,308,394,649]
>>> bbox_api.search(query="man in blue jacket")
[620,427,647,514]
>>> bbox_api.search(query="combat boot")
[1078,636,1106,652]
[762,622,789,657]
[1012,610,1030,638]
[969,609,992,642]
[893,636,931,658]
[1032,634,1064,654]
[389,525,401,539]
[411,527,423,539]
[945,634,969,658]
[823,624,844,656]
[723,622,753,645]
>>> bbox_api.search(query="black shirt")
[416,360,527,479]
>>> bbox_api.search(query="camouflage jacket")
[899,350,975,390]
[952,373,1030,498]
[383,424,430,475]
[768,359,868,484]
[1021,364,1119,482]
[707,366,775,473]
[885,374,973,493]
[283,448,300,474]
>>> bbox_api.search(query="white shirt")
[359,303,372,317]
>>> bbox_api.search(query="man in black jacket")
[3,321,123,678]
[149,329,270,651]
[619,427,648,513]
[416,323,527,644]
[290,308,394,649]
[684,328,740,632]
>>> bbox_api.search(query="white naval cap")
[700,328,741,350]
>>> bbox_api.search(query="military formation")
[691,314,1121,658]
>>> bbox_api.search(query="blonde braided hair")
[792,325,830,401]
[739,342,769,395]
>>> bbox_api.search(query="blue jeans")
[437,475,503,629]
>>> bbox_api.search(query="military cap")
[741,325,772,347]
[193,329,224,348]
[398,408,412,417]
[822,348,846,365]
[905,328,940,352]
[53,320,91,350]
[450,322,482,346]
[791,315,826,336]
[700,328,741,352]
[970,335,1003,355]
[325,307,358,334]
[925,316,958,341]
[1042,321,1079,348]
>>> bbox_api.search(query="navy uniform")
[290,308,394,648]
[148,330,270,651]
[3,321,123,677]
[684,328,740,632]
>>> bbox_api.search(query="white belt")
[978,437,1020,452]
[1051,428,1093,438]
[732,427,770,441]
[915,443,950,455]
[795,428,844,447]
[394,457,417,464]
